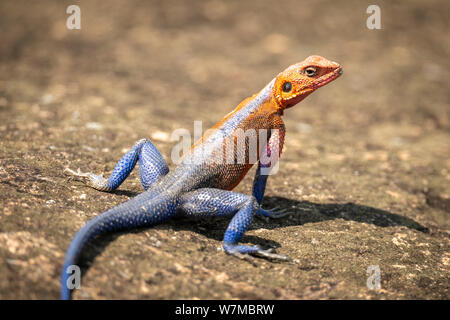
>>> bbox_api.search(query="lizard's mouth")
[315,67,343,88]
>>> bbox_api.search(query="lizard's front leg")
[65,138,169,191]
[178,188,291,262]
[253,122,290,219]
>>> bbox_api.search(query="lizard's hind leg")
[138,140,169,190]
[178,188,291,262]
[65,138,169,192]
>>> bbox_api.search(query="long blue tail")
[60,191,175,299]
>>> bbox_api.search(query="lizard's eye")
[305,67,317,77]
[282,82,292,92]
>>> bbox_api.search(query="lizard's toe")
[64,167,90,178]
[223,243,291,263]
[251,248,292,262]
[64,167,110,191]
[257,206,292,219]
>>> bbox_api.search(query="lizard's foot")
[64,167,111,191]
[252,247,292,261]
[256,206,291,221]
[223,244,291,263]
[225,250,257,266]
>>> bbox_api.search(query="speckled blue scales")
[61,81,291,300]
[61,55,344,299]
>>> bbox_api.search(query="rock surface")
[0,0,448,299]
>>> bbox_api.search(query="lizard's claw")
[256,206,292,220]
[224,244,291,264]
[64,167,91,180]
[64,167,110,191]
[251,248,292,262]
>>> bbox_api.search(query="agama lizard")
[61,55,342,299]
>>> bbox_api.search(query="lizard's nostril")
[338,68,343,75]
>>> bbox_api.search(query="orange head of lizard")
[273,55,343,110]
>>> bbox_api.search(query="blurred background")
[0,0,448,299]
